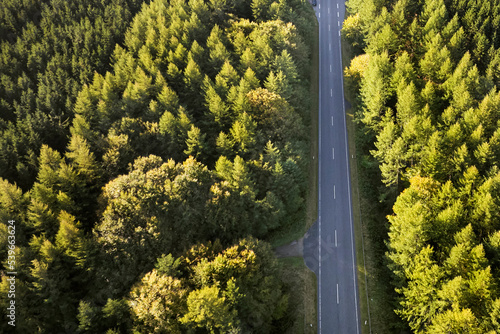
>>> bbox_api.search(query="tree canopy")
[0,0,315,331]
[345,0,500,331]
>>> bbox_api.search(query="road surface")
[304,1,361,333]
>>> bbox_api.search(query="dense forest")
[345,0,500,332]
[0,0,315,332]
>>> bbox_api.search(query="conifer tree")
[360,52,394,131]
[184,125,207,160]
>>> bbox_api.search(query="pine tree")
[0,178,27,227]
[428,308,482,334]
[372,114,406,188]
[167,63,182,91]
[215,61,240,97]
[66,134,99,182]
[387,176,439,283]
[264,70,290,100]
[157,85,180,114]
[230,113,257,155]
[420,35,453,84]
[396,81,423,127]
[397,246,443,332]
[421,0,448,41]
[240,47,258,73]
[188,40,205,67]
[216,132,234,157]
[183,57,203,107]
[209,41,231,74]
[185,12,206,45]
[273,49,298,85]
[184,125,207,160]
[205,82,231,127]
[360,52,394,131]
[367,23,399,55]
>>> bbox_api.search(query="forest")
[344,0,500,332]
[0,0,315,332]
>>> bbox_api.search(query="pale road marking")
[319,12,321,18]
[338,31,341,36]
[329,43,331,51]
[335,230,337,247]
[337,11,339,17]
[332,147,335,159]
[319,214,322,333]
[330,64,332,72]
[334,185,336,199]
[337,284,339,304]
[331,89,333,97]
[338,25,361,334]
[331,116,333,126]
[318,16,323,334]
[338,21,340,26]
[328,7,330,14]
[329,24,331,31]
[319,4,321,9]
[337,3,339,8]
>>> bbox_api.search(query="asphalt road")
[304,1,361,333]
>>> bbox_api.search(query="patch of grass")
[279,257,317,334]
[341,20,402,334]
[270,216,308,249]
